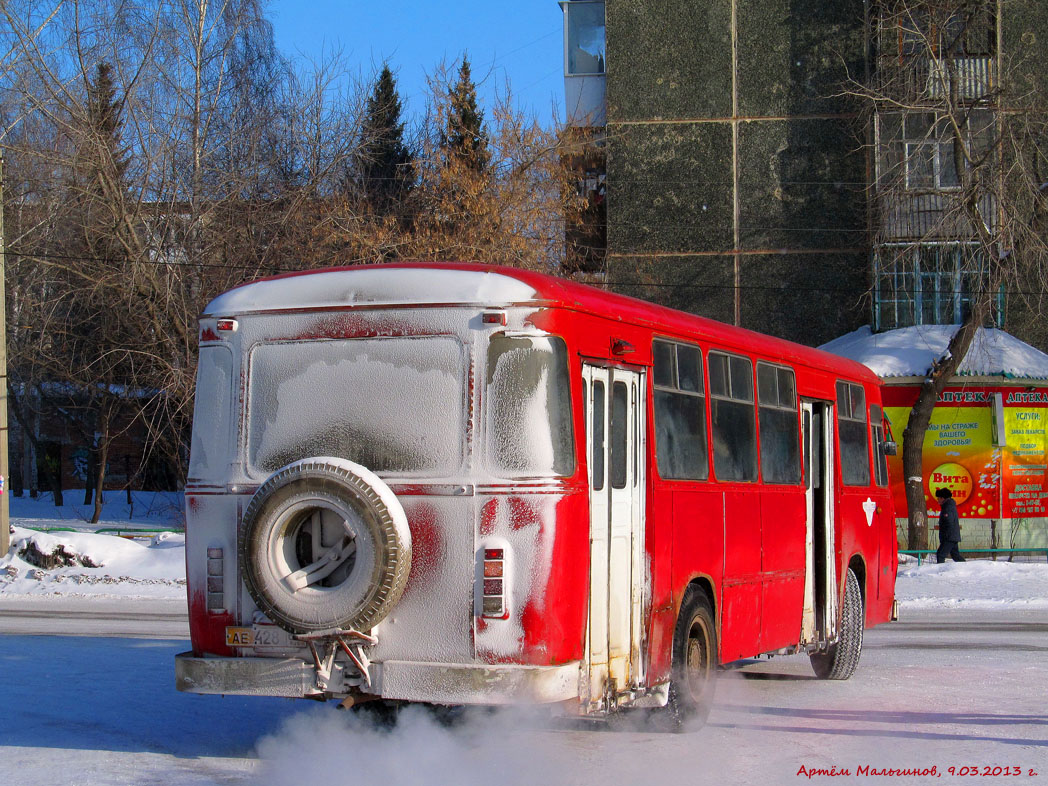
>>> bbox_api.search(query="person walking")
[934,487,965,563]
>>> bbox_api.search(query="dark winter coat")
[938,497,961,542]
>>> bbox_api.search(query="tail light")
[207,547,225,613]
[479,547,508,618]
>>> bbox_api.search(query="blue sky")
[267,0,566,124]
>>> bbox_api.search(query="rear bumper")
[175,652,319,698]
[175,652,581,705]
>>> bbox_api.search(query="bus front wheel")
[810,567,864,680]
[667,585,718,729]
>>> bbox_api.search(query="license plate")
[225,625,293,648]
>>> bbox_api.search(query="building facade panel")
[605,0,732,122]
[738,252,868,344]
[607,122,734,255]
[737,118,866,252]
[606,254,736,325]
[737,0,864,117]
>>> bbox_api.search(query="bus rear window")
[248,337,466,476]
[189,345,233,482]
[486,335,575,477]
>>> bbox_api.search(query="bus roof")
[204,263,878,385]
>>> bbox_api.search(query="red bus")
[176,263,897,725]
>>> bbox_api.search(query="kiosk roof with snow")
[821,326,1048,382]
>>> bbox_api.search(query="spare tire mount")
[238,457,412,637]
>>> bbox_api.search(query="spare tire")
[239,457,411,635]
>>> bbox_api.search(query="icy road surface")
[2,609,1046,786]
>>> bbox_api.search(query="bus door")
[583,364,646,708]
[800,400,838,644]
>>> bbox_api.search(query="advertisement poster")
[1001,393,1048,518]
[882,387,1048,525]
[883,402,999,520]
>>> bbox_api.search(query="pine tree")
[84,62,129,201]
[441,56,489,172]
[355,64,415,216]
[70,61,135,520]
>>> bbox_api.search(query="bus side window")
[836,381,871,486]
[757,363,801,484]
[710,352,757,482]
[870,404,890,487]
[652,340,709,480]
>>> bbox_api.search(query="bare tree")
[859,0,1048,547]
[1,0,367,490]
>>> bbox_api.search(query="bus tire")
[239,458,411,635]
[810,567,863,680]
[666,585,718,729]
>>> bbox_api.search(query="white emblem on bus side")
[862,498,877,527]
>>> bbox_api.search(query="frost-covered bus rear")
[176,263,897,722]
[177,266,587,707]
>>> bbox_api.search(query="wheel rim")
[684,617,712,700]
[265,497,375,598]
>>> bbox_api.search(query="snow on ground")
[895,557,1048,610]
[1,491,185,600]
[4,612,1047,786]
[2,492,1048,785]
[1,526,186,599]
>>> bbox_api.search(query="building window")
[891,113,965,192]
[882,4,995,59]
[563,1,605,76]
[873,244,1004,331]
[905,138,959,191]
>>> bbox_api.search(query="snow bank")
[894,557,1048,610]
[1,526,186,599]
[821,325,1048,380]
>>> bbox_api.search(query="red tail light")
[479,546,508,618]
[206,547,225,613]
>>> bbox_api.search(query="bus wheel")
[239,458,412,635]
[810,567,864,680]
[667,586,718,729]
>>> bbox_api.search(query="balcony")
[877,192,998,242]
[874,55,995,105]
[560,0,606,126]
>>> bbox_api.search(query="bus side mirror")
[882,441,898,456]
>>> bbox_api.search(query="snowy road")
[0,597,189,638]
[2,608,1046,786]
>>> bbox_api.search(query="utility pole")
[0,154,9,556]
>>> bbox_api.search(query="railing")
[900,548,1048,566]
[19,525,182,540]
[876,192,998,241]
[875,56,995,104]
